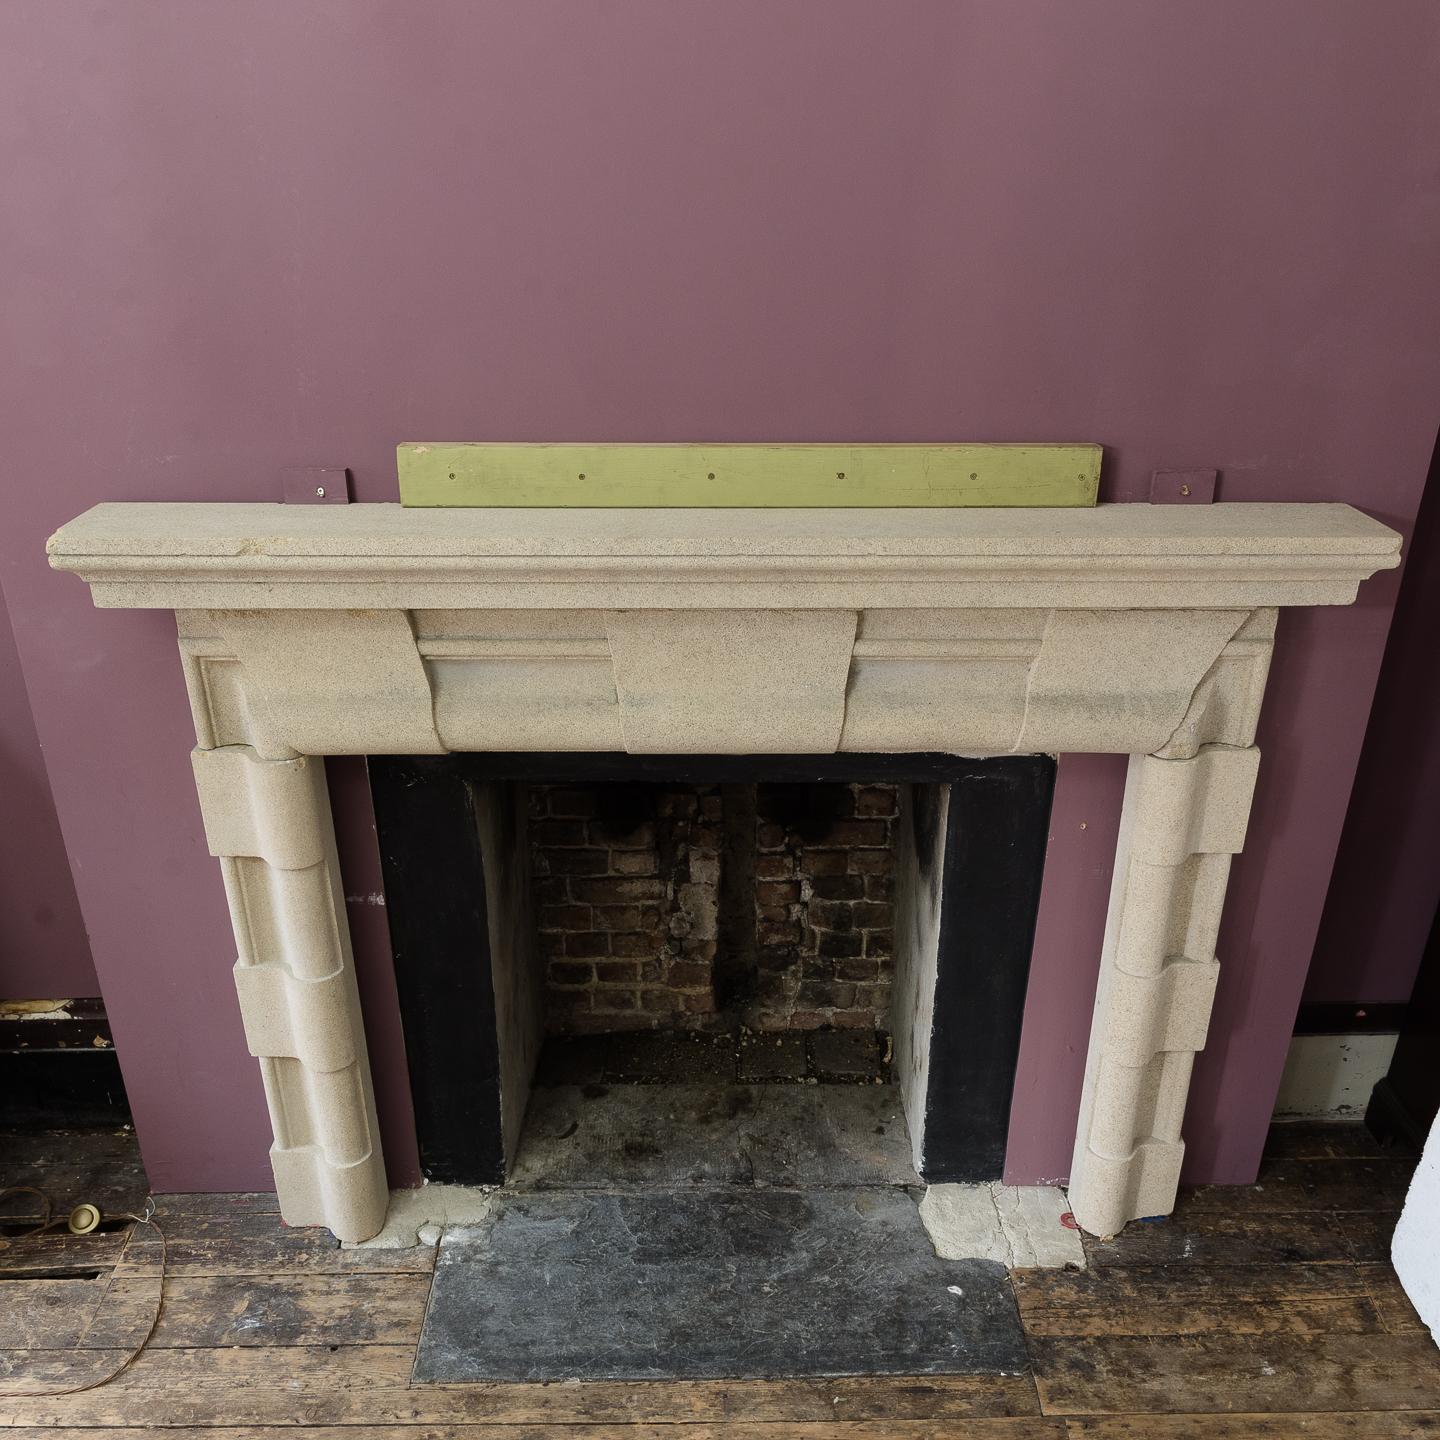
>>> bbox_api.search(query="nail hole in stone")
[707,472,716,480]
[836,471,846,479]
[969,471,978,480]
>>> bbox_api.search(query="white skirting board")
[1272,1032,1398,1117]
[1393,1109,1440,1342]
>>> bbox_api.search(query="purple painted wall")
[1306,435,1440,1007]
[3,2,1439,1191]
[0,582,97,999]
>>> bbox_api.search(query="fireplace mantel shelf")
[48,496,1402,1245]
[49,501,1398,610]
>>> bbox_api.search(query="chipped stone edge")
[341,1184,498,1249]
[918,1183,1086,1269]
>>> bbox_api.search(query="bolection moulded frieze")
[48,501,1400,1241]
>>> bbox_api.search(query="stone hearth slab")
[415,1187,1025,1382]
[510,1082,917,1188]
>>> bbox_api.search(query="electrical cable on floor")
[0,1185,166,1397]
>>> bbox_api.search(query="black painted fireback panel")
[924,760,1056,1181]
[369,755,506,1185]
[368,752,1055,1185]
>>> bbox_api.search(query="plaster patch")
[343,1184,496,1249]
[919,1183,1085,1270]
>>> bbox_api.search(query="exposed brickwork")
[748,783,896,1032]
[531,784,722,1034]
[531,781,898,1035]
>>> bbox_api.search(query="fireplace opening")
[369,754,1053,1190]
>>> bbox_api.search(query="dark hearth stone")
[737,1031,808,1081]
[416,1187,1025,1382]
[534,1031,738,1086]
[808,1028,886,1082]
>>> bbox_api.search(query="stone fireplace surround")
[47,501,1400,1242]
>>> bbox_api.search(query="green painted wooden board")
[396,443,1101,508]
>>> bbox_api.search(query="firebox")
[370,753,1054,1187]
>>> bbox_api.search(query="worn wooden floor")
[1,1122,1437,1436]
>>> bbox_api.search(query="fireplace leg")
[192,744,388,1242]
[1067,743,1261,1236]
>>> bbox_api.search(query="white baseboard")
[1273,1032,1398,1118]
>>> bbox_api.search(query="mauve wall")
[1305,433,1440,1007]
[2,2,1439,1191]
[0,583,97,999]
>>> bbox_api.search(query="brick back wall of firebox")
[529,782,898,1034]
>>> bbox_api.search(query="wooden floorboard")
[0,1121,1435,1432]
[0,1230,129,1277]
[0,1278,110,1349]
[112,1208,432,1278]
[1013,1263,1382,1337]
[1180,1155,1416,1213]
[83,1274,432,1349]
[1080,1207,1358,1266]
[1263,1119,1419,1161]
[1064,1416,1440,1437]
[1360,1262,1430,1334]
[0,1132,148,1219]
[0,1362,1043,1427]
[1331,1206,1408,1264]
[1029,1333,1440,1416]
[0,1428,1070,1439]
[4,1428,1439,1440]
[1031,1330,1440,1422]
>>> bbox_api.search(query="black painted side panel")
[922,759,1056,1182]
[368,755,505,1184]
[1367,900,1440,1149]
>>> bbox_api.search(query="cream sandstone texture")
[47,502,1399,1241]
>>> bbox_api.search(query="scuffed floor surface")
[416,1187,1026,1382]
[511,1081,918,1188]
[2,1120,1438,1435]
